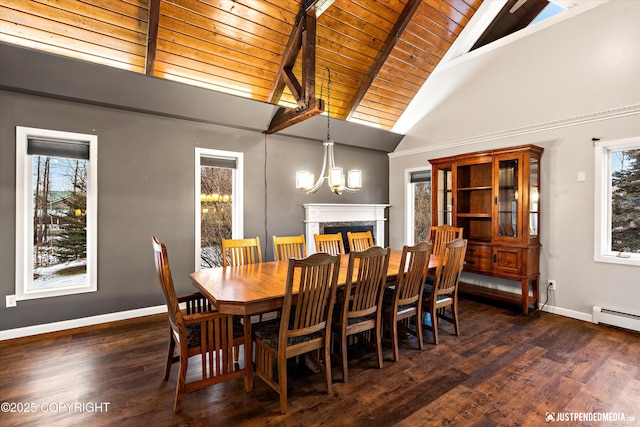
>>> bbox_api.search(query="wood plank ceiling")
[0,0,484,132]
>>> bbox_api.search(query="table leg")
[243,315,253,392]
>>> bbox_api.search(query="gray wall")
[0,46,391,331]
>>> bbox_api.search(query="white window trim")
[194,148,243,272]
[594,136,640,266]
[404,165,431,246]
[15,126,98,300]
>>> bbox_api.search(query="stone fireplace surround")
[303,204,389,254]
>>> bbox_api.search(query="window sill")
[594,253,640,267]
[17,285,97,301]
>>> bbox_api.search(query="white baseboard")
[0,305,168,341]
[539,304,592,322]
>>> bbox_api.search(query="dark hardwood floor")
[1,298,638,427]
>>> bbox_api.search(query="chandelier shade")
[295,68,362,195]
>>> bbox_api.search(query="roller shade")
[200,156,236,169]
[28,138,90,160]
[410,170,431,183]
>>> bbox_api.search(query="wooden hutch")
[429,145,543,315]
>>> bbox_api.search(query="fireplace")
[303,204,389,254]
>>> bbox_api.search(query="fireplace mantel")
[303,204,389,253]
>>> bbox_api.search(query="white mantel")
[303,204,389,253]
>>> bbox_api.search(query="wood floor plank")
[0,299,638,426]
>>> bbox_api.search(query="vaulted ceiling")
[0,0,552,134]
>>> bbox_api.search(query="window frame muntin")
[15,126,98,300]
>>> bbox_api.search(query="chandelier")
[296,68,362,195]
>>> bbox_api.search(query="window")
[406,168,432,245]
[195,148,243,270]
[15,127,98,300]
[595,137,640,266]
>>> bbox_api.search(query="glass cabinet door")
[529,155,540,239]
[496,157,519,239]
[436,167,453,225]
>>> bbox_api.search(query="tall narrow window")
[15,127,98,300]
[595,137,640,265]
[195,148,243,270]
[406,169,432,244]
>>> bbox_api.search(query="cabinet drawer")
[465,244,491,272]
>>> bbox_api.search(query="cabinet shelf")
[458,186,492,191]
[456,213,491,218]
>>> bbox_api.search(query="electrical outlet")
[548,280,557,291]
[6,295,17,307]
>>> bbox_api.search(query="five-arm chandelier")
[295,68,362,195]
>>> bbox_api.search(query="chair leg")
[452,300,460,336]
[278,355,288,414]
[324,344,333,394]
[391,317,400,362]
[164,331,176,381]
[174,352,188,413]
[415,312,424,351]
[375,323,383,369]
[430,310,439,345]
[341,332,349,383]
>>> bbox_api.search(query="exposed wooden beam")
[265,3,306,104]
[265,99,324,135]
[144,0,161,75]
[342,0,421,120]
[266,4,323,134]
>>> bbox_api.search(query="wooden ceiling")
[0,0,485,132]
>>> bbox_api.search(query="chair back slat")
[394,241,432,306]
[345,246,390,319]
[347,231,374,252]
[428,225,463,258]
[281,253,340,341]
[314,233,345,255]
[433,238,468,296]
[273,234,306,261]
[222,237,263,267]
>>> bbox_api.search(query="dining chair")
[221,237,262,267]
[252,252,340,414]
[314,232,345,255]
[273,234,306,261]
[423,238,467,345]
[428,225,463,258]
[381,241,432,362]
[347,230,374,252]
[152,236,244,413]
[333,246,390,382]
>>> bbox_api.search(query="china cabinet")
[430,145,543,315]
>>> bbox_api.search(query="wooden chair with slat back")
[423,238,468,345]
[347,231,374,252]
[152,236,244,413]
[381,241,432,362]
[252,253,341,414]
[332,246,390,382]
[428,225,463,258]
[273,234,306,261]
[314,233,345,255]
[221,237,263,267]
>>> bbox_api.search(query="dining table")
[190,249,438,391]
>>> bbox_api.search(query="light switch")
[577,171,586,182]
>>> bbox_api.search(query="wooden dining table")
[190,250,437,391]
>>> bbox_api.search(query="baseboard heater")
[592,305,640,333]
